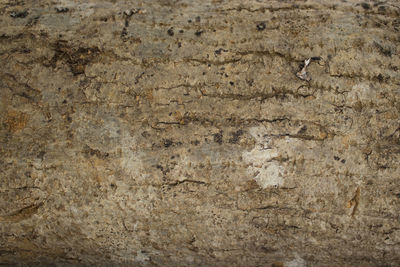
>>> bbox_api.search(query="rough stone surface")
[1,0,400,266]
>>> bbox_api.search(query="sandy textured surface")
[1,0,399,266]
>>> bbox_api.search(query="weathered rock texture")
[1,0,400,266]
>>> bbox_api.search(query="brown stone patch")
[6,109,28,133]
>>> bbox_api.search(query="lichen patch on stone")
[243,126,284,188]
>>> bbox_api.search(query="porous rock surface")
[1,0,399,266]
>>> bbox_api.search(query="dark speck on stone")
[341,159,346,163]
[10,10,28,18]
[298,125,307,134]
[311,56,322,61]
[163,139,173,148]
[56,7,69,13]
[361,3,370,10]
[167,28,174,36]
[192,140,200,145]
[195,30,203,36]
[334,156,340,161]
[213,131,223,144]
[256,22,266,31]
[214,48,228,55]
[229,129,243,144]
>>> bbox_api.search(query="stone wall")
[1,0,399,266]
